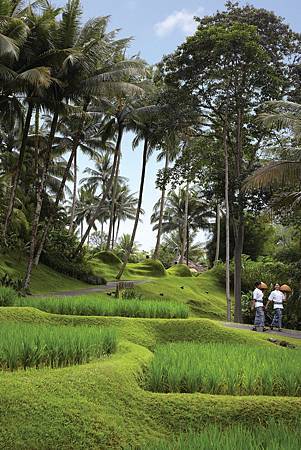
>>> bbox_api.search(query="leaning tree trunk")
[116,137,148,280]
[115,217,121,245]
[153,152,169,259]
[224,124,231,322]
[214,203,221,265]
[180,180,189,264]
[69,147,78,234]
[23,111,59,290]
[33,100,90,266]
[74,125,124,257]
[106,135,122,250]
[3,102,34,242]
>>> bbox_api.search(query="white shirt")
[253,288,264,308]
[268,290,285,309]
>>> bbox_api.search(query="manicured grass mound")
[140,423,301,450]
[0,322,117,371]
[128,259,166,277]
[18,296,189,318]
[0,253,90,294]
[94,251,122,265]
[167,264,192,277]
[144,342,301,396]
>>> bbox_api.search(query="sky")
[54,0,301,250]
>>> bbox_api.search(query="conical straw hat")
[259,282,268,289]
[280,284,292,292]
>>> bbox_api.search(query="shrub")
[0,286,18,306]
[144,342,301,396]
[0,323,118,371]
[17,296,189,319]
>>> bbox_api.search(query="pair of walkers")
[252,282,286,331]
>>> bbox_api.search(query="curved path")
[33,280,149,297]
[223,321,301,340]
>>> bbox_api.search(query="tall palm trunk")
[115,217,121,244]
[180,180,189,264]
[74,125,124,256]
[106,136,122,250]
[153,152,169,259]
[33,101,90,266]
[34,106,40,184]
[23,111,59,290]
[224,124,231,322]
[3,102,34,241]
[69,147,77,233]
[214,202,221,265]
[116,137,148,280]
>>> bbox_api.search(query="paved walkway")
[33,280,149,297]
[223,322,301,340]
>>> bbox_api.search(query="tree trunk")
[115,217,120,244]
[3,102,34,241]
[23,111,59,290]
[224,124,231,322]
[34,106,40,186]
[69,147,77,234]
[153,152,169,259]
[234,108,244,323]
[74,125,124,256]
[116,137,148,280]
[214,203,221,265]
[106,135,122,250]
[234,218,244,323]
[33,101,89,266]
[186,219,189,266]
[180,180,189,264]
[80,221,83,240]
[111,213,116,249]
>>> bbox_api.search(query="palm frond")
[244,161,301,190]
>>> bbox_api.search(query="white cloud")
[154,8,203,38]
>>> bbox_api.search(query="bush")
[0,286,18,306]
[212,256,292,292]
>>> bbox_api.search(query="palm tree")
[73,185,99,244]
[152,188,213,261]
[153,133,180,259]
[116,99,163,279]
[111,183,139,247]
[245,100,301,207]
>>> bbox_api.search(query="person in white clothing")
[266,283,286,331]
[252,281,265,331]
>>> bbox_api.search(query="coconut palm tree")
[153,132,180,259]
[111,183,139,248]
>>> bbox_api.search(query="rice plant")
[16,295,189,318]
[0,323,117,371]
[144,342,301,396]
[138,423,301,450]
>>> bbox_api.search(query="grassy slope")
[0,307,300,449]
[0,254,89,294]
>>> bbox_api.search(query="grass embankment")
[0,253,89,294]
[18,296,189,319]
[145,342,301,396]
[0,323,117,371]
[0,307,301,448]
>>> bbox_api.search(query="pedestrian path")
[223,322,301,339]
